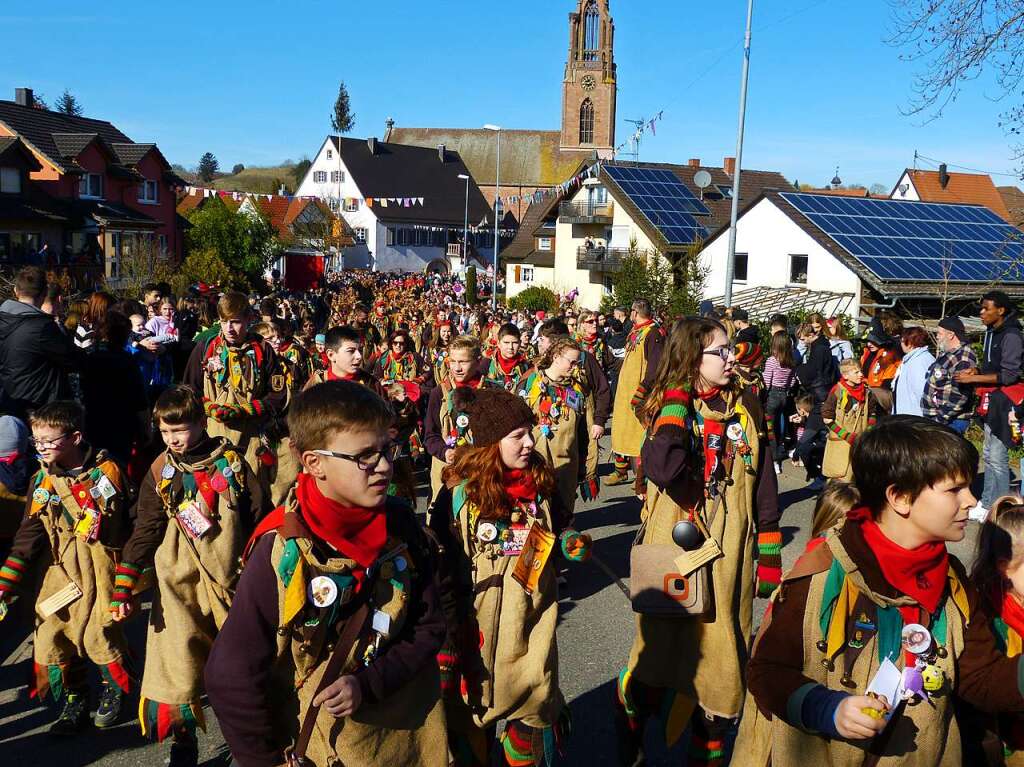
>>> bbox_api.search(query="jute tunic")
[611,322,662,458]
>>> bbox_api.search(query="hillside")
[210,164,299,194]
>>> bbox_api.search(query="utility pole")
[724,0,754,307]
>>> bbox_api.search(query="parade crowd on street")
[4,264,1024,767]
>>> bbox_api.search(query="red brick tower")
[560,0,616,157]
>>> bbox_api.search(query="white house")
[294,136,493,273]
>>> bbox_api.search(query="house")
[0,87,185,284]
[385,0,618,221]
[0,136,69,264]
[504,157,792,309]
[294,136,493,274]
[998,185,1024,228]
[699,190,1024,321]
[237,193,354,290]
[890,165,1014,222]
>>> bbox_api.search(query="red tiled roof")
[997,185,1024,227]
[903,168,1013,222]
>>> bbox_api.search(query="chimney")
[688,158,701,168]
[14,88,33,108]
[939,163,950,189]
[723,156,736,176]
[367,137,378,155]
[438,144,447,163]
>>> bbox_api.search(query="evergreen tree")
[197,152,219,183]
[292,158,313,187]
[330,81,356,134]
[231,163,245,175]
[55,89,83,117]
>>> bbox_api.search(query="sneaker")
[968,502,990,523]
[49,691,90,734]
[807,476,826,492]
[93,682,123,729]
[167,735,199,767]
[774,461,783,475]
[604,471,631,487]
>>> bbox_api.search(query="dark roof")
[0,191,68,224]
[503,196,562,266]
[0,99,131,171]
[0,136,42,171]
[331,136,493,226]
[998,185,1024,227]
[51,132,103,160]
[110,142,155,166]
[69,199,160,228]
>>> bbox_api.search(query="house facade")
[294,136,493,274]
[0,88,184,285]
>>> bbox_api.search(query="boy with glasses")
[0,401,132,733]
[205,380,446,767]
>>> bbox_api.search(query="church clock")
[580,74,597,91]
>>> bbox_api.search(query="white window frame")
[522,266,535,283]
[137,179,159,204]
[733,252,748,282]
[354,227,368,244]
[0,167,21,194]
[326,149,333,159]
[313,170,328,184]
[331,170,345,183]
[344,198,359,212]
[538,237,552,251]
[79,173,103,199]
[789,253,809,285]
[109,231,122,278]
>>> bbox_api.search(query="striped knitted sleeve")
[828,421,856,444]
[652,387,692,435]
[109,562,143,609]
[0,555,27,592]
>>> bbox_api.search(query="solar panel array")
[602,165,710,245]
[780,192,1024,283]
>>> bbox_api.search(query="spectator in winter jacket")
[0,266,77,421]
[891,326,935,417]
[794,323,835,484]
[922,315,977,433]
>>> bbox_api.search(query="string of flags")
[183,185,430,209]
[495,162,605,210]
[614,109,665,156]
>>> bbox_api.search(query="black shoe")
[167,735,199,767]
[49,691,90,734]
[94,682,123,728]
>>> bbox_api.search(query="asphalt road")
[0,447,982,767]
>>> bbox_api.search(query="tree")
[465,266,478,306]
[231,163,245,175]
[891,1,1024,141]
[185,202,280,289]
[109,234,174,298]
[169,248,234,296]
[508,286,560,313]
[292,158,313,187]
[601,238,707,318]
[330,81,356,134]
[870,183,889,195]
[197,152,219,183]
[55,89,83,117]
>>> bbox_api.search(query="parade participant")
[860,315,903,389]
[480,323,534,392]
[350,303,382,367]
[607,299,664,493]
[306,325,384,396]
[182,291,294,504]
[0,415,30,544]
[520,338,592,515]
[429,321,455,387]
[0,401,132,732]
[111,386,267,767]
[272,317,315,393]
[430,387,574,766]
[618,318,779,767]
[205,381,447,767]
[821,358,882,481]
[732,309,765,394]
[425,336,491,501]
[575,310,615,373]
[736,417,1024,767]
[369,299,391,341]
[373,330,430,387]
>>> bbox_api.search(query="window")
[789,254,808,284]
[158,234,168,255]
[326,149,333,159]
[313,171,328,184]
[109,231,122,278]
[583,0,600,60]
[79,173,103,198]
[0,232,39,262]
[716,185,733,198]
[0,167,21,194]
[734,252,748,282]
[386,228,396,246]
[344,198,359,212]
[137,179,159,203]
[579,99,595,145]
[354,227,368,244]
[522,266,535,283]
[331,170,345,183]
[538,237,552,251]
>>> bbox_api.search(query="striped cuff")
[828,422,855,444]
[110,562,142,607]
[0,555,28,592]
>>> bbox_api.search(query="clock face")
[581,75,597,91]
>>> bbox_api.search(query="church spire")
[561,0,616,156]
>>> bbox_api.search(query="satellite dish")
[693,170,713,189]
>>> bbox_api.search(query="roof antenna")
[624,118,645,164]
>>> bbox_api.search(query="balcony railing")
[558,201,614,224]
[576,246,651,272]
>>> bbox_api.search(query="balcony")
[576,246,651,272]
[559,201,614,224]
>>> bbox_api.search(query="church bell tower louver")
[560,0,616,157]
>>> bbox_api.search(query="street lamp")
[457,173,470,279]
[484,124,501,310]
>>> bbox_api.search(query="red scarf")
[696,386,722,401]
[839,379,866,403]
[454,374,481,389]
[496,353,522,375]
[503,469,537,505]
[327,368,358,381]
[1002,589,1024,638]
[295,473,387,581]
[860,518,948,613]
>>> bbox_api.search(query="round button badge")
[477,522,498,543]
[726,423,744,441]
[901,623,932,656]
[308,576,338,608]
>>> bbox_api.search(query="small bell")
[821,658,835,671]
[935,645,948,659]
[840,674,856,689]
[815,639,828,653]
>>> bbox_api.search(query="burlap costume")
[427,380,486,500]
[611,321,661,458]
[5,450,132,701]
[822,384,877,481]
[623,390,762,741]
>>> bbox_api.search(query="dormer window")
[0,167,20,194]
[79,173,103,199]
[138,179,159,204]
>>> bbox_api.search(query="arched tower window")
[580,99,595,145]
[583,1,599,61]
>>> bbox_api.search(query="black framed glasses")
[702,346,735,361]
[312,441,402,471]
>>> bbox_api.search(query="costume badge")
[566,390,581,411]
[502,524,530,557]
[456,414,469,429]
[726,422,744,442]
[271,374,286,392]
[209,472,229,493]
[97,476,117,501]
[32,488,50,506]
[206,357,224,372]
[394,555,407,572]
[309,575,338,607]
[477,522,498,543]
[161,463,176,480]
[901,624,932,656]
[177,500,212,539]
[372,609,392,638]
[230,460,243,474]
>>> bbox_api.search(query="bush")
[508,285,559,313]
[169,248,236,296]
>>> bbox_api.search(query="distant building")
[999,185,1024,228]
[890,165,1014,222]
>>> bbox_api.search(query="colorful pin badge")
[309,576,338,608]
[221,465,234,479]
[230,461,243,474]
[394,556,407,572]
[726,422,744,441]
[209,472,229,493]
[901,624,932,656]
[32,488,50,505]
[161,463,176,480]
[478,522,498,543]
[456,414,469,428]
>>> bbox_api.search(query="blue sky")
[2,0,1020,188]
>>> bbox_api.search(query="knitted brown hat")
[464,387,535,447]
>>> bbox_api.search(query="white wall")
[700,197,863,318]
[890,171,920,201]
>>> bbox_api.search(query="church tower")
[560,0,616,157]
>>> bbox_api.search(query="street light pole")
[457,173,470,279]
[724,0,754,308]
[484,124,501,311]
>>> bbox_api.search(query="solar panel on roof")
[603,165,710,246]
[780,192,1024,283]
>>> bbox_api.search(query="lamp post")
[484,124,501,310]
[724,0,755,307]
[457,173,470,279]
